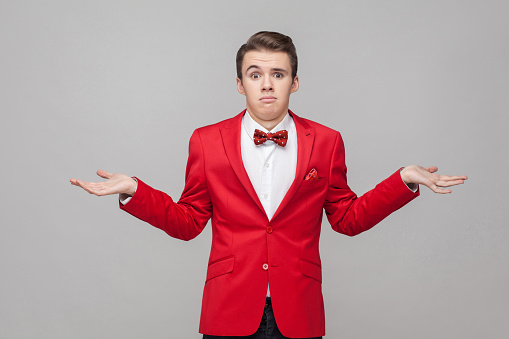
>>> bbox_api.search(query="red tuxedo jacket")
[120,110,419,337]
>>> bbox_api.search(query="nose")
[262,75,273,92]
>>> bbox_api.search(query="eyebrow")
[272,68,289,74]
[245,65,261,73]
[245,65,289,74]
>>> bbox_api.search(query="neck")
[246,110,288,131]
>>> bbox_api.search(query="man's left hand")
[400,165,467,194]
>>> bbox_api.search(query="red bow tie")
[253,129,288,147]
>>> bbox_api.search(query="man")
[70,31,467,338]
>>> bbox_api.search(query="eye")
[273,73,283,78]
[250,73,261,79]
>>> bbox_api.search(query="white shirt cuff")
[119,177,137,205]
[119,195,132,205]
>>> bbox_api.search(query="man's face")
[237,50,299,130]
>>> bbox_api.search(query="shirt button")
[263,194,268,199]
[266,226,273,233]
[262,263,269,270]
[265,163,270,168]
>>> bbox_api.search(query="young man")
[70,32,467,339]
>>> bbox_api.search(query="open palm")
[400,165,467,194]
[70,170,137,196]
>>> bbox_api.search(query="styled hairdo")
[236,31,298,81]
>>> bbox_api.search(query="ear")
[236,77,245,95]
[290,75,299,93]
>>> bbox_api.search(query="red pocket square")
[304,168,319,180]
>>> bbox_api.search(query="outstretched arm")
[400,165,467,194]
[69,130,212,241]
[324,132,468,237]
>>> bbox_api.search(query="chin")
[261,112,282,121]
[261,105,282,115]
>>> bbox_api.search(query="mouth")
[260,96,276,103]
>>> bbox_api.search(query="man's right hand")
[70,170,137,197]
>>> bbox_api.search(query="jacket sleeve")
[119,129,212,241]
[324,131,419,236]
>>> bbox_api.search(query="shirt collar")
[243,110,293,134]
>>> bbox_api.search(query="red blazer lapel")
[219,110,266,216]
[271,110,315,222]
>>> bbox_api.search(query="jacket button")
[262,263,269,270]
[266,226,273,233]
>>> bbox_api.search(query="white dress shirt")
[241,111,297,220]
[241,110,297,297]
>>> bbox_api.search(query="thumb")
[96,170,112,179]
[425,166,438,173]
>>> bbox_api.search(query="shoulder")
[187,111,243,144]
[196,112,242,133]
[293,113,342,141]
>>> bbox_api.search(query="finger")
[429,183,452,194]
[96,170,112,179]
[423,178,451,194]
[436,175,468,182]
[74,179,95,194]
[447,175,468,180]
[435,179,465,187]
[84,180,118,196]
[446,175,468,180]
[75,179,94,192]
[75,179,105,195]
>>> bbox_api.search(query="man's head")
[236,31,299,130]
[236,31,298,83]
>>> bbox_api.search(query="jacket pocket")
[299,177,327,188]
[300,258,322,283]
[206,256,235,282]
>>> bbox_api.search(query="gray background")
[1,0,507,338]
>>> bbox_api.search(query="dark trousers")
[202,297,323,339]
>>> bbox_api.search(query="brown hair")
[236,31,298,82]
